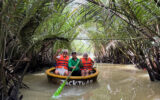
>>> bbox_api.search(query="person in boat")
[53,49,69,76]
[68,51,81,76]
[80,53,94,76]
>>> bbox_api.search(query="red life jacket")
[81,57,93,70]
[56,55,69,70]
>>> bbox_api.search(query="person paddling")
[68,52,81,76]
[53,49,69,76]
[80,53,94,76]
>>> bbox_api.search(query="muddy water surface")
[21,64,160,100]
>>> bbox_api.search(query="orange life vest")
[56,55,69,70]
[81,57,93,70]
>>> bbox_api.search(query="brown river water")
[21,63,160,100]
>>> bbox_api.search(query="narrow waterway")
[21,64,160,100]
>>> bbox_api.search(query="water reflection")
[21,64,160,100]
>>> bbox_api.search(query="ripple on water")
[21,64,160,100]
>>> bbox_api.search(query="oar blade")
[51,81,66,99]
[50,60,80,100]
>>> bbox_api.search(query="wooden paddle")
[50,60,80,100]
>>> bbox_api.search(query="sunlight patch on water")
[153,97,160,100]
[118,78,136,84]
[98,63,139,71]
[116,65,139,71]
[138,73,149,78]
[107,84,112,93]
[62,88,85,96]
[32,72,45,76]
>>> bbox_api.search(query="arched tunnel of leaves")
[0,0,160,99]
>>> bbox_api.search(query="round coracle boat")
[46,67,99,86]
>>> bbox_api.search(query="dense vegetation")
[83,0,160,82]
[0,0,160,99]
[0,0,90,99]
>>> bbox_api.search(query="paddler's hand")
[72,66,76,69]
